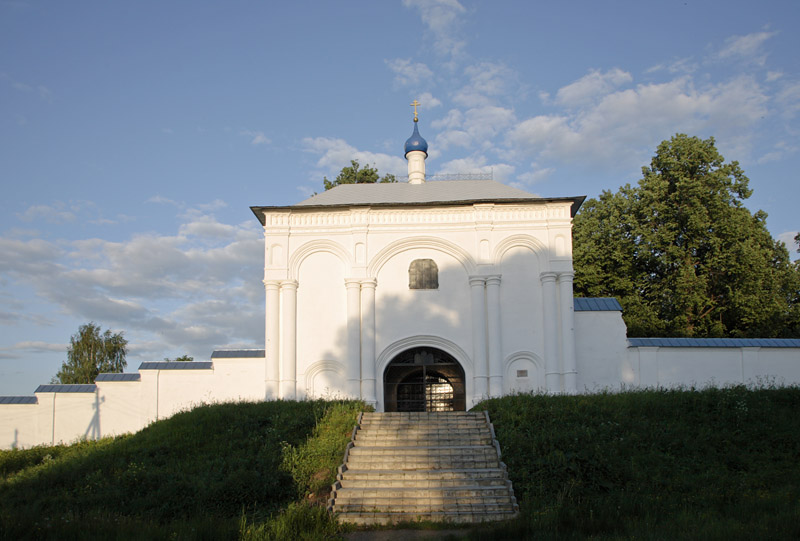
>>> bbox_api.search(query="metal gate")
[383,347,466,412]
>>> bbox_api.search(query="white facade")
[255,192,582,411]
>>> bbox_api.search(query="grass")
[0,399,365,540]
[468,384,800,540]
[2,387,799,539]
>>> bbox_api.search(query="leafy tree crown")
[323,160,396,191]
[54,322,128,384]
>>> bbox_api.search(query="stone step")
[354,438,492,447]
[346,459,500,470]
[337,510,517,526]
[361,411,486,422]
[333,486,513,500]
[333,501,515,514]
[338,468,508,482]
[348,445,497,457]
[355,428,489,435]
[358,425,488,432]
[337,477,508,489]
[330,411,517,524]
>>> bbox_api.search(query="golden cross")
[410,99,420,122]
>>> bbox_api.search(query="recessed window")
[516,370,528,378]
[409,259,438,290]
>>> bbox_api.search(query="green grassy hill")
[2,386,799,540]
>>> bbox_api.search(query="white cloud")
[17,204,76,224]
[436,156,514,182]
[515,164,555,186]
[766,71,783,82]
[717,30,777,66]
[417,92,442,110]
[776,81,800,119]
[508,75,769,171]
[555,68,633,107]
[778,231,798,253]
[240,129,270,145]
[645,58,697,75]
[402,0,467,58]
[454,62,518,108]
[302,137,408,178]
[386,58,433,87]
[0,206,265,362]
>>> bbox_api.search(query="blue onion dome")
[404,121,428,157]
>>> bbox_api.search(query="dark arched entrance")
[383,347,466,412]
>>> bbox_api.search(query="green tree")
[574,134,800,338]
[54,322,128,384]
[323,159,396,191]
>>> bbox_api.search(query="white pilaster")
[279,280,298,399]
[486,275,503,397]
[360,279,377,405]
[264,280,281,399]
[345,279,362,399]
[469,276,488,400]
[540,272,560,393]
[558,272,577,393]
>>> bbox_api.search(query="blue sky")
[1,0,799,395]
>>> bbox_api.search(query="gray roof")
[212,349,266,359]
[0,396,38,404]
[252,180,585,223]
[574,298,623,311]
[95,373,141,382]
[35,384,96,393]
[138,361,214,370]
[628,338,800,348]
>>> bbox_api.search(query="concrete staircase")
[328,411,519,525]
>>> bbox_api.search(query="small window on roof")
[409,259,438,290]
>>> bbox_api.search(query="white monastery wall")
[627,344,800,388]
[574,310,630,390]
[96,380,145,437]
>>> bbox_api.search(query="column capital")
[540,271,558,283]
[263,279,281,290]
[485,274,502,287]
[280,280,299,290]
[344,278,362,289]
[557,271,575,282]
[468,275,487,287]
[360,278,377,289]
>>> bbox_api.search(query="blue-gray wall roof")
[629,337,800,348]
[573,297,623,311]
[0,396,38,404]
[96,373,141,382]
[138,361,213,370]
[211,349,265,359]
[35,384,96,393]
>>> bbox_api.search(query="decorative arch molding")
[503,350,545,393]
[376,335,473,378]
[503,350,544,372]
[492,234,548,268]
[288,239,353,280]
[304,360,345,396]
[368,237,477,277]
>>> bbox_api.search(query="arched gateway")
[383,347,466,412]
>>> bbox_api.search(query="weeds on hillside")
[0,399,364,540]
[471,385,800,540]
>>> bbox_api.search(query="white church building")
[2,114,799,449]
